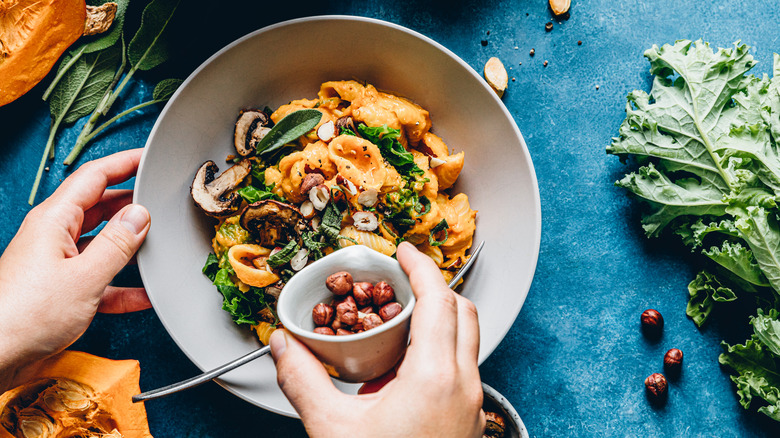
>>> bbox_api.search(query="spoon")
[132,241,485,403]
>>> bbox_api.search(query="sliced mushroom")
[191,159,251,217]
[234,110,271,156]
[240,200,305,247]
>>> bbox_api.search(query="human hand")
[270,242,485,438]
[0,149,151,391]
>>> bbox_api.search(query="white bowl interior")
[135,16,541,417]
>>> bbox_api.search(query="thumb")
[270,330,344,418]
[78,204,150,285]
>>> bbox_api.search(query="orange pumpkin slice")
[0,0,87,106]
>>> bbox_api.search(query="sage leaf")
[58,48,122,124]
[257,109,323,155]
[128,0,181,71]
[152,78,183,101]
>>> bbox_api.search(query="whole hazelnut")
[335,296,358,325]
[300,173,325,195]
[378,302,403,322]
[362,313,384,331]
[336,328,353,336]
[353,282,375,306]
[326,271,353,295]
[312,303,334,327]
[313,327,335,336]
[331,319,342,331]
[640,309,664,336]
[358,306,374,315]
[373,281,395,306]
[644,373,668,400]
[664,348,683,374]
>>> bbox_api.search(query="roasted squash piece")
[0,0,87,106]
[0,351,152,438]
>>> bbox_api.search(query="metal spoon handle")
[132,345,271,403]
[449,241,485,289]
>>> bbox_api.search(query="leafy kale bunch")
[607,40,780,421]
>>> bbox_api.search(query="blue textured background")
[1,0,779,436]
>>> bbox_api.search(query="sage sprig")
[31,0,182,205]
[31,46,122,205]
[64,0,182,165]
[256,109,323,156]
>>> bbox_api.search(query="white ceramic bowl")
[482,383,529,438]
[134,16,541,417]
[277,245,414,383]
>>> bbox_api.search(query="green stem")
[42,47,85,101]
[65,99,161,164]
[29,119,62,205]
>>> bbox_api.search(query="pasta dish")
[191,80,477,344]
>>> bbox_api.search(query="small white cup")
[277,245,415,383]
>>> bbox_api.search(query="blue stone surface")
[1,0,780,436]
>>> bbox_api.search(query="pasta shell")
[339,225,397,257]
[228,244,280,288]
[433,151,465,190]
[252,321,276,345]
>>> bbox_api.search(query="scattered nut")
[353,282,375,307]
[312,303,334,326]
[549,0,571,16]
[483,57,508,97]
[352,211,379,232]
[664,348,683,374]
[309,184,331,210]
[336,175,358,195]
[300,200,315,219]
[316,120,336,142]
[545,22,553,32]
[373,281,395,307]
[357,188,379,207]
[429,156,446,168]
[362,313,384,331]
[379,302,403,321]
[578,40,583,45]
[335,116,359,135]
[481,40,488,47]
[313,327,335,336]
[529,48,535,56]
[543,60,548,67]
[290,248,309,271]
[326,271,353,295]
[640,309,664,336]
[644,373,668,400]
[335,296,358,325]
[300,173,325,195]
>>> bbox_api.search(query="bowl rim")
[278,245,416,343]
[134,14,542,416]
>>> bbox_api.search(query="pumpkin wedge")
[0,351,153,438]
[0,0,87,106]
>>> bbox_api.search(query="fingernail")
[120,205,149,234]
[270,330,287,359]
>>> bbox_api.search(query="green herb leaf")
[50,47,122,125]
[686,271,737,327]
[212,269,268,325]
[267,241,300,269]
[256,109,323,156]
[237,186,283,204]
[720,334,780,421]
[152,78,183,101]
[128,0,181,71]
[429,219,450,247]
[202,253,220,282]
[358,124,424,176]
